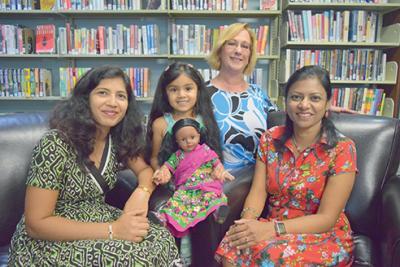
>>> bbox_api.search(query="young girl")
[153,118,234,237]
[145,62,221,170]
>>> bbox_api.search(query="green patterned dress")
[9,130,180,267]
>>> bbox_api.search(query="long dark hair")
[50,66,145,167]
[145,62,222,164]
[275,65,338,152]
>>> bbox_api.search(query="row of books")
[58,23,160,55]
[331,87,386,116]
[0,68,52,97]
[59,67,150,97]
[198,67,264,85]
[0,24,57,54]
[0,0,56,10]
[57,0,163,10]
[0,24,35,54]
[170,0,275,11]
[0,0,164,9]
[0,23,161,55]
[171,24,269,56]
[287,10,378,43]
[0,0,279,10]
[288,0,388,3]
[284,49,387,82]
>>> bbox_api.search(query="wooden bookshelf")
[0,1,281,112]
[280,0,400,117]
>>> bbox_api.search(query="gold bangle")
[108,224,113,240]
[137,185,151,195]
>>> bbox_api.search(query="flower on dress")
[282,245,296,258]
[307,176,316,183]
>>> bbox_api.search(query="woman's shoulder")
[40,129,68,145]
[35,129,74,154]
[260,125,285,142]
[206,82,219,96]
[334,131,356,149]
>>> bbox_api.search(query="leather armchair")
[190,112,400,267]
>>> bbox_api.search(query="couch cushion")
[0,112,49,246]
[0,245,9,267]
[353,234,378,267]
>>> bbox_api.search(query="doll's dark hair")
[49,65,145,167]
[158,118,220,165]
[145,62,222,164]
[275,65,338,152]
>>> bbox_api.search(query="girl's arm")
[150,117,167,170]
[24,186,149,242]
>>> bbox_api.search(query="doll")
[152,118,234,238]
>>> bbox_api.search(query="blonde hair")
[206,23,257,76]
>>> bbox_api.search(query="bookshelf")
[279,0,400,117]
[0,0,281,113]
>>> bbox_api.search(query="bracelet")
[240,207,259,219]
[108,224,113,240]
[273,220,287,236]
[137,185,151,195]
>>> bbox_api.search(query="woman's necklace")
[292,137,302,153]
[292,134,320,153]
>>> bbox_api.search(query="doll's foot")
[213,205,229,224]
[148,211,166,227]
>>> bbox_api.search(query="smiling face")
[286,78,330,133]
[166,73,198,117]
[89,77,128,133]
[219,29,251,74]
[175,125,201,152]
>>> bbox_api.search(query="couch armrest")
[191,165,254,267]
[106,169,138,209]
[106,169,172,212]
[380,175,400,267]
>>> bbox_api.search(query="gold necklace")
[292,134,320,153]
[292,137,302,153]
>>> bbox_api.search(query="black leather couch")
[1,112,400,267]
[190,112,400,267]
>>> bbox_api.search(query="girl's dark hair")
[276,65,338,152]
[145,62,222,165]
[50,65,145,167]
[158,118,207,162]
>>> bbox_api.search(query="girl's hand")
[152,166,171,185]
[212,164,234,181]
[221,170,235,181]
[113,210,150,242]
[226,219,275,250]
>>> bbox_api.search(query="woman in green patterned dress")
[8,66,181,266]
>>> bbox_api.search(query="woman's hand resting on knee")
[226,219,275,250]
[112,210,150,242]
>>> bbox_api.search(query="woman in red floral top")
[215,65,357,266]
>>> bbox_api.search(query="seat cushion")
[0,245,9,267]
[353,234,378,267]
